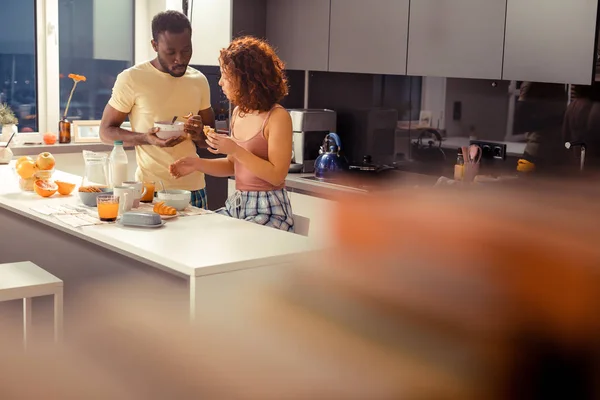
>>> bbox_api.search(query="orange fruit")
[36,152,55,170]
[43,133,57,145]
[15,156,33,170]
[33,180,58,198]
[55,180,76,195]
[16,159,38,179]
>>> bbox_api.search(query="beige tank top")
[231,105,285,192]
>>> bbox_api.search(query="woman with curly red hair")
[169,36,295,231]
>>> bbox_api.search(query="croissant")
[153,201,177,216]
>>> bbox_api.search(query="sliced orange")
[55,180,76,195]
[33,180,58,198]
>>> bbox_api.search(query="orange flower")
[68,73,87,82]
[63,73,87,118]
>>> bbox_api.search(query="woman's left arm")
[207,108,292,186]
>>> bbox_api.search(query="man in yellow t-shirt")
[99,10,215,208]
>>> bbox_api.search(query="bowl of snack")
[78,186,112,207]
[154,121,186,140]
[156,189,191,210]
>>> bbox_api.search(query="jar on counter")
[454,148,464,181]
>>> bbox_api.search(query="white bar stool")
[0,261,63,348]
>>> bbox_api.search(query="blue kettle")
[314,132,347,179]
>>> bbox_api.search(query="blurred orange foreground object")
[332,182,600,342]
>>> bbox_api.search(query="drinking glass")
[141,181,155,203]
[97,195,119,222]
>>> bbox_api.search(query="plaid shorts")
[190,188,208,209]
[154,187,208,209]
[216,189,294,232]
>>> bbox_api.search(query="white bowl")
[154,121,185,140]
[156,189,191,210]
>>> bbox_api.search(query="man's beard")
[158,56,187,78]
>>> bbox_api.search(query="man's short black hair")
[151,10,192,41]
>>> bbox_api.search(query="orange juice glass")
[141,181,155,203]
[97,195,119,222]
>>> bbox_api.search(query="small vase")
[1,124,16,143]
[59,117,71,144]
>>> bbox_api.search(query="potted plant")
[0,103,18,142]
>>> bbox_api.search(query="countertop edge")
[1,167,318,279]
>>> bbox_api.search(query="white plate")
[160,214,178,220]
[117,220,165,229]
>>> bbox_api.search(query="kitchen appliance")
[348,155,396,174]
[314,133,347,179]
[337,108,398,167]
[289,109,337,173]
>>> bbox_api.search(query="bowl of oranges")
[15,152,56,192]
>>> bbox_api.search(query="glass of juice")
[97,195,120,222]
[141,181,155,203]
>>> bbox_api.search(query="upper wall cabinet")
[328,0,409,75]
[266,0,331,71]
[503,0,599,85]
[407,0,507,80]
[189,0,232,66]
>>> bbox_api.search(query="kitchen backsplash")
[194,60,584,168]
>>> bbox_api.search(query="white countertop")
[0,165,320,278]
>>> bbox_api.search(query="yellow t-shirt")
[108,61,210,191]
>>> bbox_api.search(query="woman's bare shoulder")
[264,105,292,139]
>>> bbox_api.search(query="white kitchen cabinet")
[407,0,507,80]
[328,0,409,75]
[503,0,599,84]
[287,190,335,241]
[266,0,331,71]
[189,0,232,66]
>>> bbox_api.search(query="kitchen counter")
[0,164,321,321]
[237,170,439,199]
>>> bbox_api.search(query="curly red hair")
[219,36,289,115]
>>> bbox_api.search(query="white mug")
[122,181,147,208]
[113,186,135,215]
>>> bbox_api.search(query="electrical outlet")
[469,140,507,161]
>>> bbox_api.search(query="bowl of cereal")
[154,121,186,140]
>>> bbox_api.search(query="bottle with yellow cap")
[517,159,535,173]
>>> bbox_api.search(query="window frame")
[36,0,138,134]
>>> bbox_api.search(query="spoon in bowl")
[2,132,16,148]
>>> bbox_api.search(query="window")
[58,0,134,121]
[0,0,38,132]
[0,0,135,135]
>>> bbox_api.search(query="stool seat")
[0,262,63,302]
[0,261,63,347]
